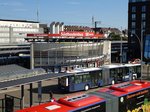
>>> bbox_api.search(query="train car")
[92,80,150,112]
[16,93,106,112]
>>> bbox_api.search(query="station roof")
[0,64,71,89]
[0,64,28,73]
[0,64,45,82]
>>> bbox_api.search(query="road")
[0,79,101,107]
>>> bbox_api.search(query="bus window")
[98,72,102,79]
[75,75,82,84]
[110,69,115,78]
[71,76,75,83]
[59,77,68,86]
[83,74,90,82]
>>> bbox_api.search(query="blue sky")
[0,0,128,29]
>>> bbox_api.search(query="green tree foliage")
[109,32,128,41]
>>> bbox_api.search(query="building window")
[141,21,146,29]
[132,6,136,12]
[142,6,146,12]
[129,0,136,2]
[131,22,136,28]
[132,14,136,20]
[144,35,150,60]
[131,29,136,34]
[141,13,146,20]
[129,0,146,2]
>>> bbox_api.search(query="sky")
[0,0,128,29]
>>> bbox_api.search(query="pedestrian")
[49,91,55,102]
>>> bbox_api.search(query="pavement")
[0,78,101,108]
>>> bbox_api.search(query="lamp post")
[130,29,144,80]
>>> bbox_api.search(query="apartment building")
[128,0,150,62]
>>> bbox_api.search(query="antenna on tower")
[37,0,39,22]
[92,16,95,28]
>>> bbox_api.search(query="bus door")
[58,76,69,91]
[121,67,130,81]
[102,68,110,85]
[90,71,99,87]
[69,75,75,91]
[128,67,137,80]
[109,68,118,84]
[70,74,88,91]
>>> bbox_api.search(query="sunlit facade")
[128,0,150,62]
[32,41,111,73]
[0,19,43,43]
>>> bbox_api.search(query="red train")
[16,80,150,112]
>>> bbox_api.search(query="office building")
[0,19,43,43]
[128,0,150,62]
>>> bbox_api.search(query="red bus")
[16,80,150,112]
[16,93,106,112]
[92,80,150,112]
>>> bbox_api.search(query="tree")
[109,32,128,41]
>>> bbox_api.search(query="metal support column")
[38,81,42,104]
[21,85,24,109]
[29,83,33,107]
[30,43,34,69]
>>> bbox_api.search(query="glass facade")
[33,41,111,72]
[34,42,103,66]
[144,35,150,61]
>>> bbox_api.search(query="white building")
[0,19,43,43]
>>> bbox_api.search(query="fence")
[0,94,22,112]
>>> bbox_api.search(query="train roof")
[16,93,105,112]
[98,80,150,97]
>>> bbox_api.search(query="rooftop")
[0,19,39,23]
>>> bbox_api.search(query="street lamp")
[130,29,144,80]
